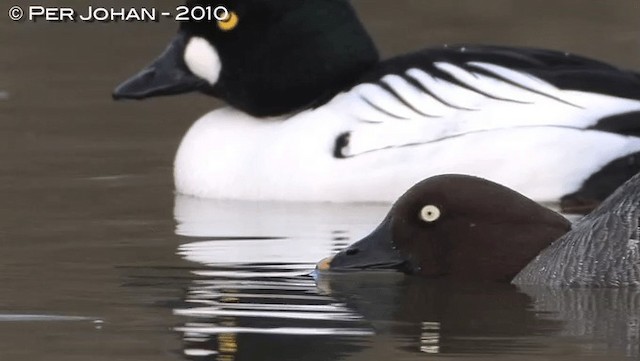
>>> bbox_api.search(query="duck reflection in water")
[173,198,381,361]
[315,272,640,358]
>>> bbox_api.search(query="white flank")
[174,62,640,202]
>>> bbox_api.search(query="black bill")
[318,217,407,271]
[113,33,206,100]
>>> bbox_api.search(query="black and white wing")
[329,45,640,158]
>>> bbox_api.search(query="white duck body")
[175,62,640,202]
[113,0,640,204]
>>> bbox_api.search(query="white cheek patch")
[184,37,222,85]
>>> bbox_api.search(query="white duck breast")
[174,57,640,202]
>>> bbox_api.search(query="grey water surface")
[2,0,640,360]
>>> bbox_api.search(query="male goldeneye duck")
[319,173,640,287]
[114,0,640,207]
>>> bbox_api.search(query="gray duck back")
[513,172,640,287]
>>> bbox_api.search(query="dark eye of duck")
[420,205,441,223]
[217,11,239,31]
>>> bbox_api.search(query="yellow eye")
[420,205,441,223]
[217,11,239,31]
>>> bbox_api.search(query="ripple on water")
[172,198,640,360]
[0,314,94,322]
[174,203,379,361]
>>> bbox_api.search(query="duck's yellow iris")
[217,11,239,31]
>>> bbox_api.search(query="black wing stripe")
[466,63,582,108]
[375,80,439,118]
[359,95,411,120]
[589,111,640,136]
[430,65,533,105]
[402,73,476,111]
[356,117,385,124]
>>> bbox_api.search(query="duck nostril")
[345,248,359,256]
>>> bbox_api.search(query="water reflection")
[317,274,560,355]
[173,196,639,360]
[319,275,640,358]
[174,196,383,360]
[519,286,640,358]
[175,272,373,360]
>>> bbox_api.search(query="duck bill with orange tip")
[318,217,409,272]
[113,32,208,100]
